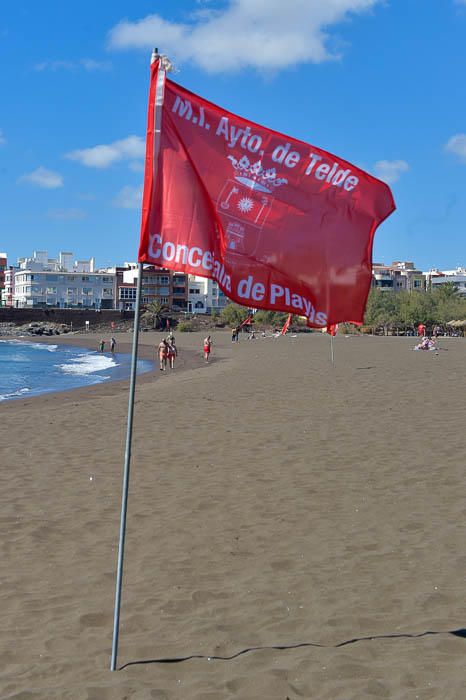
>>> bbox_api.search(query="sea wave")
[0,387,31,402]
[56,352,119,376]
[27,343,59,352]
[0,339,58,352]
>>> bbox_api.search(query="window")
[158,286,169,295]
[82,276,90,281]
[46,287,57,294]
[414,280,422,288]
[195,301,204,309]
[160,276,169,284]
[82,288,93,295]
[119,288,136,300]
[102,276,112,282]
[46,274,58,282]
[103,288,113,295]
[189,288,200,294]
[67,287,76,295]
[160,297,169,304]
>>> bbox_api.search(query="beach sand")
[1,331,465,699]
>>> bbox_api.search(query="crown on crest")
[228,155,288,193]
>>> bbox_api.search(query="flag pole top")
[151,48,175,72]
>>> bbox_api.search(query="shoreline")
[0,331,209,409]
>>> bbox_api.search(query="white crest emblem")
[227,156,288,193]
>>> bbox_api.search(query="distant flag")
[280,313,293,335]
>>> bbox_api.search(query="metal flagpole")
[110,261,143,671]
[330,334,335,366]
[110,47,168,672]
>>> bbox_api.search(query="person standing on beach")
[158,339,168,371]
[417,322,426,337]
[99,339,105,353]
[167,338,177,370]
[203,335,212,362]
[110,337,116,353]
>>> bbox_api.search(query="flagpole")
[330,334,335,366]
[110,260,143,671]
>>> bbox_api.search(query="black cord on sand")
[119,628,466,670]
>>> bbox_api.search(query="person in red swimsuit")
[167,339,177,369]
[203,335,212,362]
[157,339,168,371]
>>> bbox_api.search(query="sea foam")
[56,353,118,376]
[0,387,31,402]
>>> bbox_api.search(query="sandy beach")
[1,331,465,699]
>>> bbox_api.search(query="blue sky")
[1,0,465,270]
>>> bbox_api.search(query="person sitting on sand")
[203,335,212,362]
[414,336,436,351]
[158,339,169,371]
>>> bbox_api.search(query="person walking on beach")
[158,339,169,371]
[110,337,116,353]
[167,338,177,370]
[417,322,426,337]
[203,335,212,362]
[99,339,106,353]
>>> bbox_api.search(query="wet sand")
[1,332,465,699]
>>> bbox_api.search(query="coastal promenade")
[1,332,465,699]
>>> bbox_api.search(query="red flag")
[280,314,293,335]
[139,60,395,328]
[239,315,253,328]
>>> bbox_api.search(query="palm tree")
[435,281,460,300]
[142,300,167,329]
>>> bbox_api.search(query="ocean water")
[0,339,153,402]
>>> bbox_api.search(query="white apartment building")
[425,267,466,296]
[188,275,228,313]
[5,250,115,309]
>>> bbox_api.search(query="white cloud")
[373,159,409,185]
[65,135,145,169]
[444,134,466,163]
[113,185,143,210]
[0,128,5,146]
[47,208,86,220]
[107,0,384,73]
[80,58,112,71]
[34,58,112,72]
[129,160,145,173]
[34,60,74,71]
[18,166,64,189]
